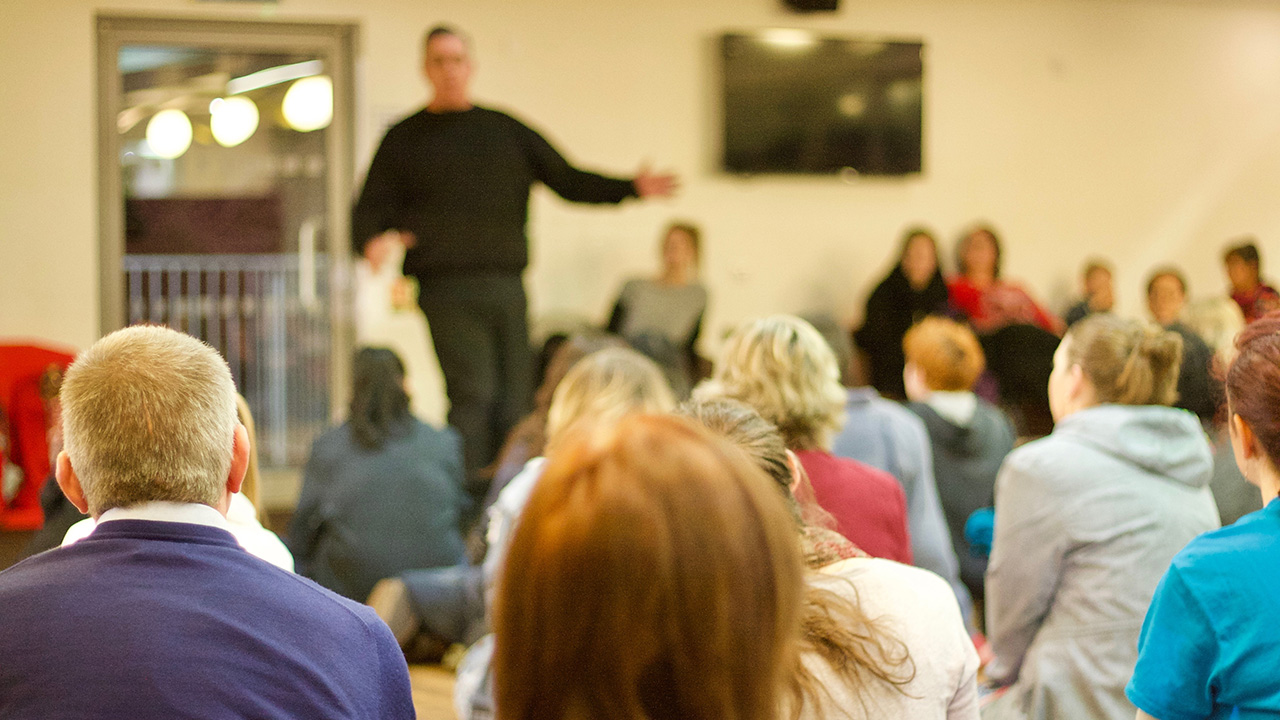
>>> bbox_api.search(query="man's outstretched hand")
[633,164,679,198]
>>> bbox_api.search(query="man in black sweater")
[352,26,676,491]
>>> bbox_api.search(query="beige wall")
[4,0,1280,353]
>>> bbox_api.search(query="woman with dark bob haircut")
[1128,310,1280,719]
[982,315,1219,720]
[493,413,803,720]
[288,347,468,602]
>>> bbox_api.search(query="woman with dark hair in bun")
[1128,310,1280,719]
[982,315,1219,720]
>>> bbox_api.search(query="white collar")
[97,501,230,531]
[925,391,978,427]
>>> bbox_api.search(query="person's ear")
[1066,363,1089,404]
[784,449,803,494]
[55,451,89,515]
[226,423,249,497]
[1232,413,1260,461]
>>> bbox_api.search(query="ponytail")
[1066,315,1183,407]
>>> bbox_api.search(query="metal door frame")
[96,14,357,424]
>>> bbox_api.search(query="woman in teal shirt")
[1128,311,1280,720]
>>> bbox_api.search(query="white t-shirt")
[798,557,980,720]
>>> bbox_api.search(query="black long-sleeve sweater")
[352,106,637,277]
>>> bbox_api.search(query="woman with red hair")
[492,413,803,720]
[1128,311,1280,719]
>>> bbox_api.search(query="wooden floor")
[410,665,457,719]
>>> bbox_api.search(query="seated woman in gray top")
[902,317,1015,609]
[982,315,1219,720]
[287,347,467,603]
[607,221,708,397]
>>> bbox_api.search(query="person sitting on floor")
[1146,266,1220,424]
[701,314,912,563]
[0,325,413,719]
[902,317,1015,610]
[288,347,468,603]
[854,226,950,399]
[606,221,709,398]
[682,398,980,720]
[1063,258,1114,328]
[493,413,803,720]
[1223,239,1280,324]
[64,393,293,571]
[982,315,1219,720]
[368,347,676,678]
[812,315,971,623]
[1128,311,1280,720]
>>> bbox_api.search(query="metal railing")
[123,254,330,467]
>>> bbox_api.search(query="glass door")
[97,17,355,471]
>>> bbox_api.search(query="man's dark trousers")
[418,272,533,494]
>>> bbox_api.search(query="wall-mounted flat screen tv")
[721,32,923,176]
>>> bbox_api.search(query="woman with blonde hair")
[706,315,910,562]
[493,413,802,720]
[983,314,1219,720]
[682,398,979,720]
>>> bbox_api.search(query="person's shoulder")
[309,423,355,457]
[866,393,928,433]
[820,557,957,613]
[472,105,533,130]
[1174,505,1277,571]
[828,453,902,493]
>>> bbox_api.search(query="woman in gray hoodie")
[982,315,1220,720]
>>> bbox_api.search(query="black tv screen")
[721,32,923,176]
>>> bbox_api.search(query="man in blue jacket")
[0,325,414,719]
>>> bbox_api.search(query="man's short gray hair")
[60,325,238,516]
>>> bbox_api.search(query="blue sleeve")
[1126,565,1218,720]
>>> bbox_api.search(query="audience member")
[814,316,971,623]
[947,224,1062,335]
[704,315,912,563]
[477,333,625,525]
[373,347,675,692]
[1184,295,1244,370]
[0,326,413,718]
[682,398,980,720]
[1063,258,1114,327]
[492,413,802,720]
[855,227,949,399]
[64,393,293,571]
[1223,240,1280,324]
[1147,267,1220,423]
[983,315,1219,720]
[902,317,1015,609]
[288,347,467,602]
[607,221,708,397]
[1127,311,1280,720]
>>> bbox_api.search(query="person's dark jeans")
[417,273,534,497]
[402,564,489,647]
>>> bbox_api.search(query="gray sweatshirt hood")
[1053,404,1213,489]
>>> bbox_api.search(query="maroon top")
[794,449,913,564]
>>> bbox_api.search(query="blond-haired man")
[0,326,414,719]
